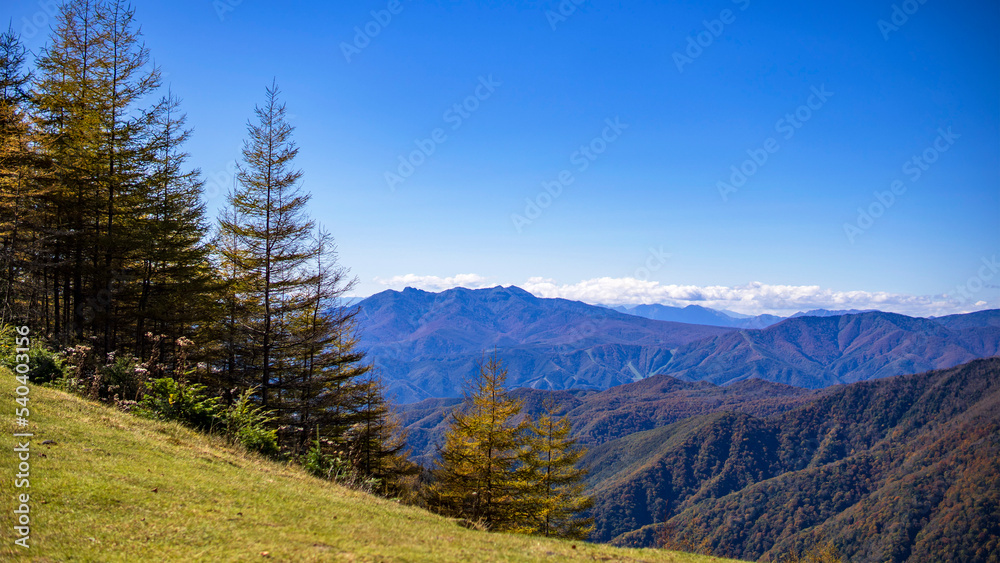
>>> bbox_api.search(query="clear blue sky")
[9,0,1000,315]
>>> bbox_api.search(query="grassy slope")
[0,374,745,562]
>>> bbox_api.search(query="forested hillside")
[588,358,1000,562]
[401,375,818,465]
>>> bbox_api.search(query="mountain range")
[374,287,1000,561]
[657,309,1000,388]
[356,286,730,403]
[609,304,879,329]
[356,286,1000,402]
[610,303,785,329]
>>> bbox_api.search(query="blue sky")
[10,0,1000,315]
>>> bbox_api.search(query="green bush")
[224,387,279,457]
[302,439,333,478]
[137,377,222,432]
[100,355,144,401]
[302,436,344,479]
[0,332,66,384]
[22,347,65,383]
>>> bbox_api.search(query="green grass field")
[0,371,746,562]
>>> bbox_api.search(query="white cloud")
[522,277,979,317]
[373,274,996,317]
[374,273,497,292]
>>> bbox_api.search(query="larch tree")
[130,90,216,367]
[217,82,377,458]
[22,0,218,376]
[518,400,594,539]
[280,227,369,455]
[212,204,262,400]
[32,0,182,355]
[219,79,315,408]
[345,371,418,495]
[218,80,313,409]
[0,26,48,325]
[431,354,530,531]
[90,0,163,355]
[32,0,106,342]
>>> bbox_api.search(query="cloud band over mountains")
[373,274,993,317]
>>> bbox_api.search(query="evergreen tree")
[217,80,314,409]
[0,26,48,326]
[279,228,369,455]
[346,372,419,496]
[217,83,376,461]
[32,0,187,355]
[431,354,530,531]
[129,90,216,367]
[518,400,594,539]
[211,205,262,401]
[32,0,106,342]
[89,0,163,355]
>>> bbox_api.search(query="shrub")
[778,543,846,563]
[0,326,66,383]
[16,347,65,383]
[137,377,222,432]
[302,435,353,481]
[300,434,380,491]
[302,439,335,478]
[224,387,279,457]
[100,355,146,402]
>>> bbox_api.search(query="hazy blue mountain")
[355,286,732,403]
[610,303,784,329]
[356,285,1000,400]
[658,310,1000,388]
[790,308,877,318]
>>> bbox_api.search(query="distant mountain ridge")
[356,286,731,403]
[610,303,784,329]
[356,286,1000,401]
[659,310,1000,388]
[791,308,877,318]
[608,304,881,329]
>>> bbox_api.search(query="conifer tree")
[346,372,418,495]
[431,354,530,531]
[33,0,107,342]
[212,206,262,400]
[518,400,594,539]
[129,91,216,365]
[0,26,47,325]
[90,0,163,354]
[217,83,378,460]
[279,228,369,455]
[218,80,314,409]
[32,0,178,353]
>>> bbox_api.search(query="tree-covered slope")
[585,358,1000,562]
[400,376,817,466]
